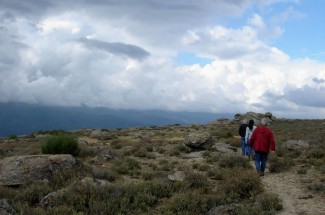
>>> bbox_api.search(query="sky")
[0,0,325,119]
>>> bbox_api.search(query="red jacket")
[249,126,275,153]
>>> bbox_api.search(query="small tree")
[41,134,79,156]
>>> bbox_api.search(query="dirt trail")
[248,159,325,215]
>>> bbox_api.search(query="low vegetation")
[0,119,324,214]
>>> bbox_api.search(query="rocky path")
[248,159,325,215]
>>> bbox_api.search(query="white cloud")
[0,0,324,119]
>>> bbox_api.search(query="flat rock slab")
[0,154,81,186]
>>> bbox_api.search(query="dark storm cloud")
[284,86,325,107]
[0,0,55,18]
[312,77,325,84]
[77,38,150,60]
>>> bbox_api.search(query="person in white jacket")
[245,119,256,159]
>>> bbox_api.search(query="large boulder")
[0,154,81,186]
[283,140,309,151]
[184,132,213,149]
[235,112,276,125]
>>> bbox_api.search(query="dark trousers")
[254,151,268,172]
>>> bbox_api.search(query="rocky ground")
[0,114,324,214]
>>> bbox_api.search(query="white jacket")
[245,126,256,144]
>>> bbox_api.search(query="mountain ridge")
[0,102,233,137]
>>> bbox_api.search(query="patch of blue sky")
[266,0,325,61]
[173,52,213,67]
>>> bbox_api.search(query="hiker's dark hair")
[248,119,254,130]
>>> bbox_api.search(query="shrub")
[141,171,156,181]
[162,192,214,215]
[221,169,263,199]
[157,147,166,154]
[206,155,219,163]
[207,168,226,180]
[8,134,18,139]
[256,192,283,212]
[50,179,174,214]
[92,166,117,182]
[219,156,250,169]
[307,148,325,159]
[133,147,148,157]
[41,134,79,156]
[175,144,190,153]
[184,172,210,189]
[308,182,325,192]
[112,157,141,175]
[51,168,85,190]
[237,205,263,215]
[167,147,180,156]
[17,180,53,206]
[198,164,210,171]
[268,156,293,173]
[297,167,307,174]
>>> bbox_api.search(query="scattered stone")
[184,132,213,149]
[81,177,111,187]
[212,142,237,156]
[283,140,309,151]
[183,151,204,159]
[89,129,102,139]
[167,171,185,182]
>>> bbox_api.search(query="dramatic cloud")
[0,0,325,118]
[77,38,150,60]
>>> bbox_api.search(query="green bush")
[41,134,79,156]
[8,134,18,139]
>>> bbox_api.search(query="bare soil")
[249,159,325,215]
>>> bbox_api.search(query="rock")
[183,151,204,159]
[167,171,185,182]
[265,112,273,118]
[81,177,111,187]
[184,132,213,149]
[89,129,102,139]
[0,155,81,186]
[283,140,309,151]
[0,198,15,215]
[40,188,68,208]
[212,142,237,156]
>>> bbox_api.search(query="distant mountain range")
[0,102,234,137]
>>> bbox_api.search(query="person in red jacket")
[249,118,275,176]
